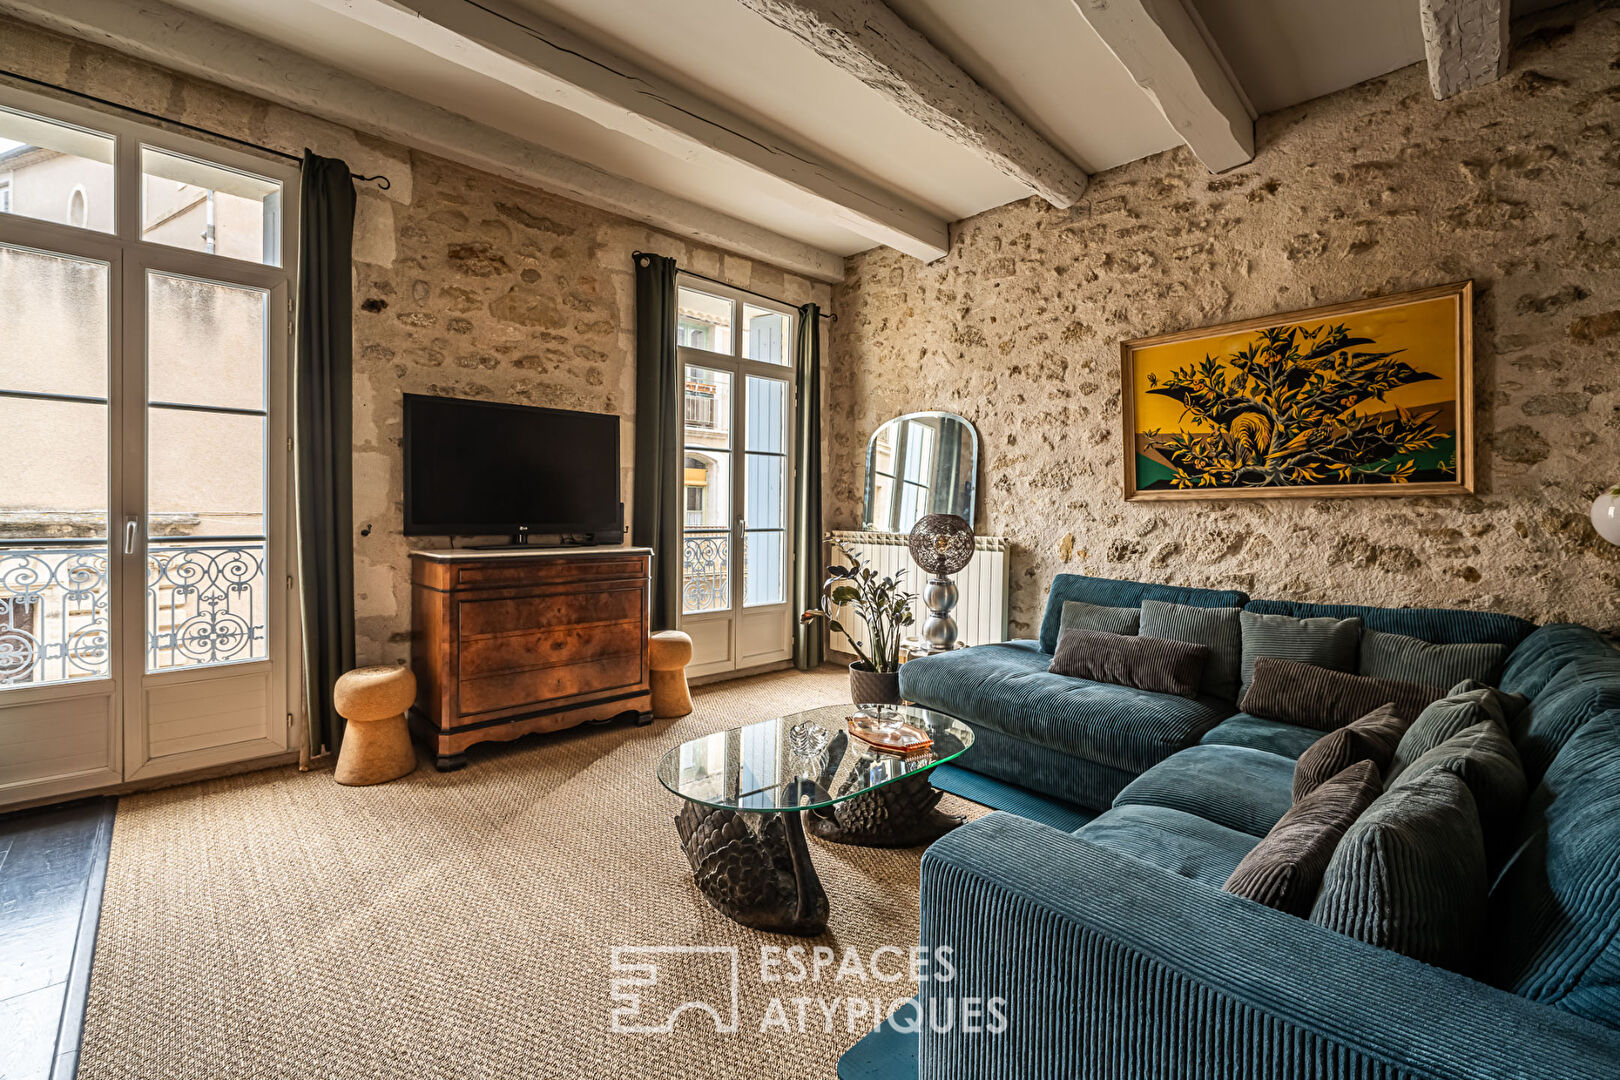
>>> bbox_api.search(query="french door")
[0,89,297,807]
[676,278,795,678]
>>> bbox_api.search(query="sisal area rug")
[79,667,981,1080]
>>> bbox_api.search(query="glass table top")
[656,703,974,813]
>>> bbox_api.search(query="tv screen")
[403,394,620,537]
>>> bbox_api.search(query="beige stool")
[648,630,694,719]
[333,665,418,786]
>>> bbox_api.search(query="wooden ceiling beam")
[733,0,1089,208]
[1071,0,1254,173]
[0,0,849,281]
[1419,0,1510,99]
[347,0,951,262]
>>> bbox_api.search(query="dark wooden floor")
[0,798,114,1080]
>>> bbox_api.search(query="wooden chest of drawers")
[408,547,652,770]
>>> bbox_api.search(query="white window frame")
[0,83,301,803]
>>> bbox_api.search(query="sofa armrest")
[918,812,1620,1080]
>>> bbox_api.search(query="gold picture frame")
[1121,281,1474,501]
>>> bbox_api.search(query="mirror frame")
[862,410,979,532]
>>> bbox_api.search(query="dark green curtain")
[294,151,357,756]
[792,303,825,670]
[633,253,681,630]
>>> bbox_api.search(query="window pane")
[147,409,265,536]
[744,376,786,453]
[684,364,731,447]
[745,454,783,531]
[148,274,266,410]
[744,530,784,607]
[677,287,732,353]
[743,304,791,366]
[0,245,109,398]
[0,106,115,233]
[141,147,282,266]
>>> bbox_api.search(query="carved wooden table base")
[805,770,966,848]
[673,770,964,935]
[675,800,828,936]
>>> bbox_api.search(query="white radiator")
[824,530,1010,657]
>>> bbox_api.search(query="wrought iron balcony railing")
[681,525,729,614]
[0,538,267,686]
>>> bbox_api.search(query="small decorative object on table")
[1593,485,1620,546]
[847,710,933,755]
[909,513,975,654]
[802,537,915,705]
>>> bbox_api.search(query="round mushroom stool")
[648,630,694,719]
[333,665,418,786]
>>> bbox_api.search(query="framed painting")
[1122,281,1474,501]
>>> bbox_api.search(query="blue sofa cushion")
[900,640,1232,776]
[1244,597,1534,650]
[1039,574,1248,654]
[1076,804,1258,888]
[1200,714,1323,759]
[1502,624,1619,700]
[1112,744,1294,837]
[1492,708,1620,1028]
[1516,655,1620,787]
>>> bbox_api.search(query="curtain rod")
[633,250,836,321]
[0,68,391,190]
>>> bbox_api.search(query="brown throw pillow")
[1049,627,1209,699]
[1292,704,1411,801]
[1239,657,1446,732]
[1224,760,1383,917]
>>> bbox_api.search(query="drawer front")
[459,620,642,679]
[459,652,644,717]
[458,586,642,639]
[454,557,646,590]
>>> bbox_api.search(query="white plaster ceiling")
[144,0,1553,267]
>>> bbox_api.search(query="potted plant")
[802,539,916,705]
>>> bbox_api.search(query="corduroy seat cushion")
[1244,597,1535,650]
[1491,708,1620,1028]
[1112,744,1295,838]
[1076,803,1259,888]
[1200,714,1324,760]
[899,640,1232,775]
[1038,574,1248,653]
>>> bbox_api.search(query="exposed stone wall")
[1,18,831,667]
[829,1,1620,636]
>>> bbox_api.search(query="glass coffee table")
[657,702,974,936]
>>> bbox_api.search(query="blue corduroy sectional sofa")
[899,574,1620,1079]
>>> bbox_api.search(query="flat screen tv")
[403,394,620,539]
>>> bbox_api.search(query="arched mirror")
[863,412,978,532]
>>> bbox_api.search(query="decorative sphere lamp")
[909,514,975,653]
[1593,486,1620,546]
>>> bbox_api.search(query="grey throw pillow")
[1048,627,1208,699]
[1310,769,1487,974]
[1225,759,1382,917]
[1139,599,1242,701]
[1238,611,1362,699]
[1059,600,1140,637]
[1359,630,1506,689]
[1387,680,1529,782]
[1390,720,1526,861]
